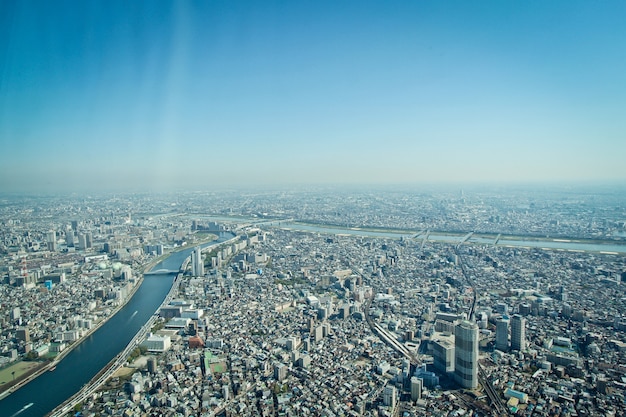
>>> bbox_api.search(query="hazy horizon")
[2,1,625,193]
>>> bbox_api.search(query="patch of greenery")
[151,321,165,332]
[127,346,148,363]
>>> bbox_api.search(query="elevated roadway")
[47,274,184,417]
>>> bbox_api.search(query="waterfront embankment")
[46,233,238,417]
[0,234,219,400]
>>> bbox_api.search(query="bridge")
[420,230,430,250]
[144,269,180,275]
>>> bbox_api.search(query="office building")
[47,230,57,252]
[17,328,30,342]
[78,234,87,250]
[147,356,158,373]
[383,385,397,407]
[222,385,231,400]
[496,317,509,352]
[314,325,324,342]
[274,363,288,381]
[66,229,74,247]
[454,320,479,389]
[432,338,455,373]
[411,376,423,401]
[191,246,204,277]
[511,314,526,351]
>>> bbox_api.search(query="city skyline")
[2,1,626,192]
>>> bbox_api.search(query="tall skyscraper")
[511,314,526,351]
[496,317,509,352]
[454,320,479,389]
[66,229,75,247]
[191,246,204,277]
[47,230,57,252]
[77,233,87,250]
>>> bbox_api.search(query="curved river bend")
[0,233,234,417]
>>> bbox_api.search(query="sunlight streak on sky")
[1,1,625,192]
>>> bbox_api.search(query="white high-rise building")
[47,230,57,252]
[496,317,509,352]
[191,246,204,277]
[77,234,87,250]
[66,228,75,247]
[511,314,526,351]
[454,320,479,389]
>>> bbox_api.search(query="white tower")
[191,247,204,277]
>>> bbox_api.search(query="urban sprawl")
[1,187,625,417]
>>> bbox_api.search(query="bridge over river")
[144,268,180,275]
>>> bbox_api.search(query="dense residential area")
[0,188,625,416]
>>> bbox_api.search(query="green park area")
[0,361,41,388]
[204,351,226,374]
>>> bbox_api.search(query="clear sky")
[1,1,625,192]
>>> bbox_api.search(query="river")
[0,232,235,417]
[194,216,626,253]
[271,223,626,253]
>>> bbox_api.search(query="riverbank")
[0,235,218,400]
[0,273,145,400]
[286,220,626,244]
[47,233,238,417]
[272,222,626,254]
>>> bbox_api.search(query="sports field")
[0,361,40,387]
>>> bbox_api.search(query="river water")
[196,216,626,253]
[1,219,622,416]
[273,223,626,254]
[0,233,234,417]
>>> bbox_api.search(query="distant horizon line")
[1,179,625,197]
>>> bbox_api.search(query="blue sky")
[1,1,625,192]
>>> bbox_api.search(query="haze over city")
[1,1,626,192]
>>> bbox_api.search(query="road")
[454,244,509,416]
[47,274,183,417]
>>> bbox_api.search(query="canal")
[0,232,235,417]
